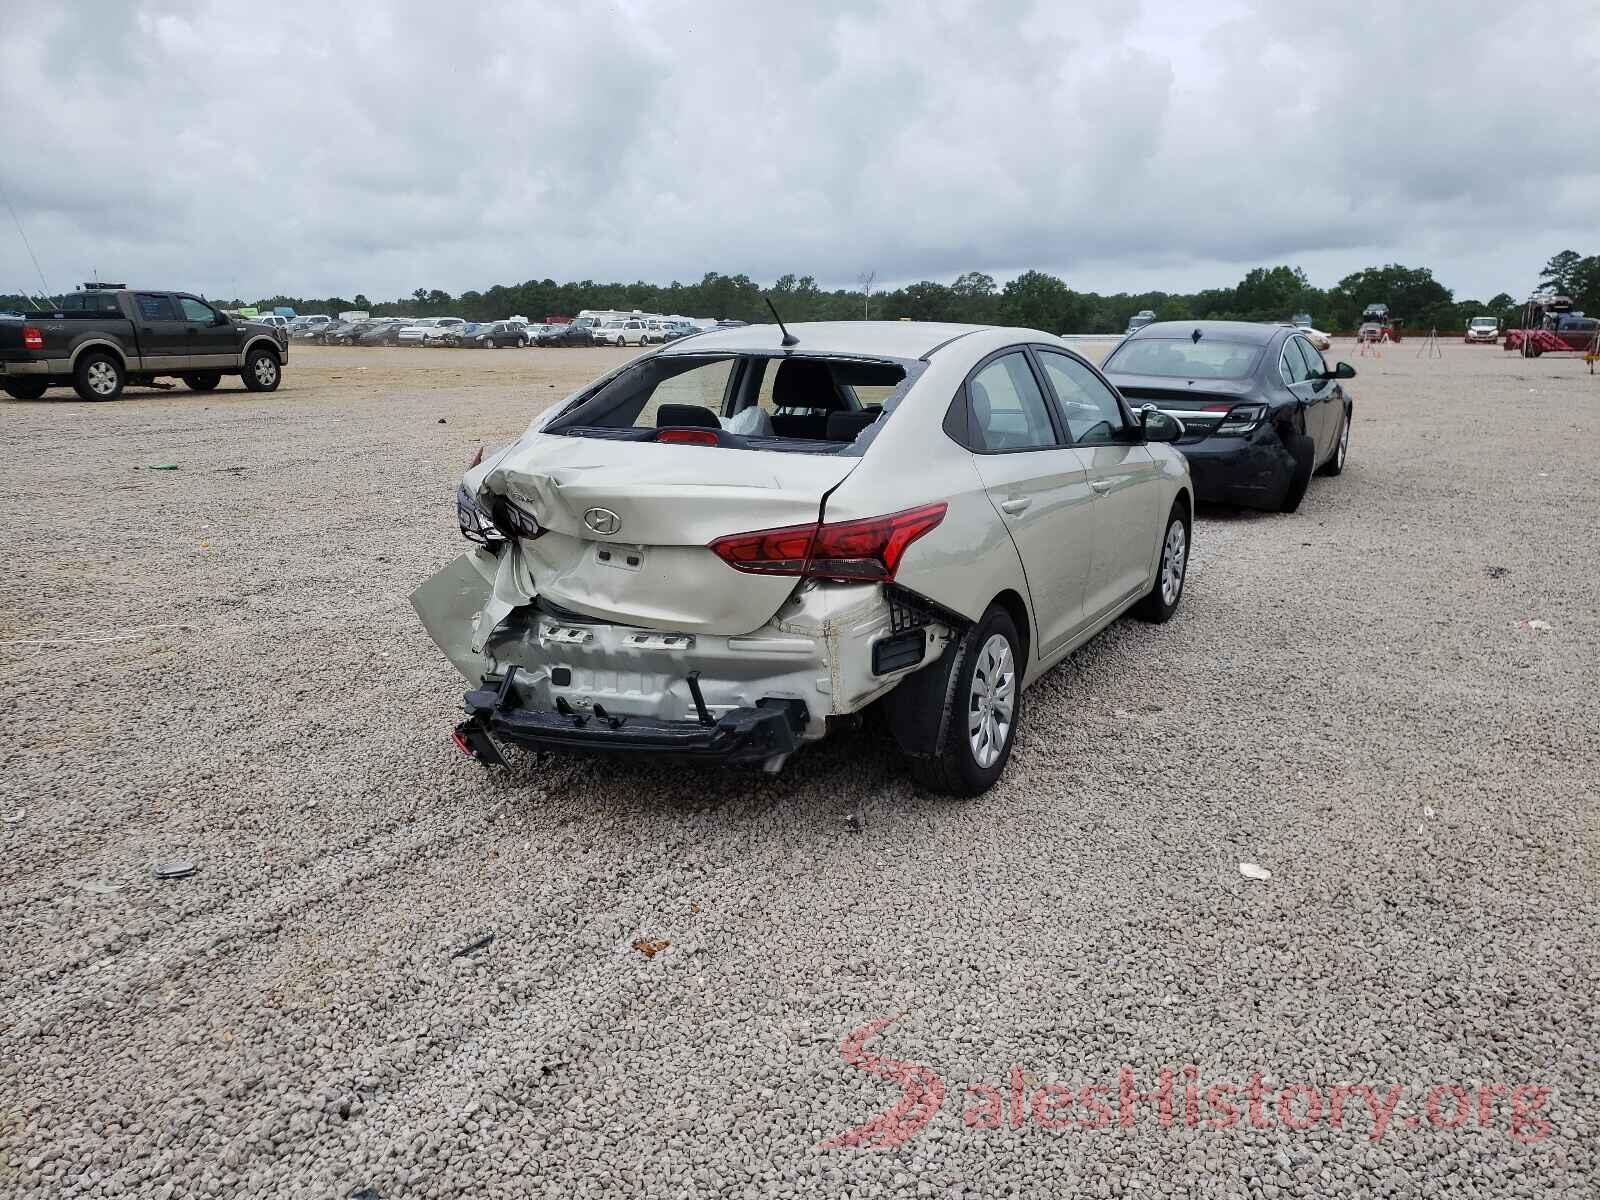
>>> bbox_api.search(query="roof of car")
[1128,320,1286,346]
[659,320,991,360]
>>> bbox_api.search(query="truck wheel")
[3,379,49,400]
[243,347,281,392]
[900,605,1023,798]
[181,372,222,392]
[75,352,125,401]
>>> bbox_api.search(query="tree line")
[6,252,1594,334]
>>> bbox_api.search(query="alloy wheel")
[1161,519,1187,607]
[967,633,1016,769]
[87,361,118,395]
[253,356,278,387]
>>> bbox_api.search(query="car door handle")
[1089,479,1112,494]
[999,496,1032,515]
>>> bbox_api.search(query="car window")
[1293,337,1326,379]
[1105,337,1261,379]
[1037,351,1126,445]
[968,353,1058,452]
[136,294,178,321]
[178,297,216,322]
[635,358,735,427]
[1280,339,1314,385]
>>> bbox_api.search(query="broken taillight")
[22,326,43,350]
[709,502,946,582]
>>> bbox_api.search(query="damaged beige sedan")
[412,320,1193,795]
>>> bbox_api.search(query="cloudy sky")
[2,0,1596,304]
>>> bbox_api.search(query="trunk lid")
[481,434,861,635]
[1110,375,1258,439]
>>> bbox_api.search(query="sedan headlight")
[1215,403,1267,436]
[456,483,503,545]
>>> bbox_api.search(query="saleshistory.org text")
[820,1017,1553,1151]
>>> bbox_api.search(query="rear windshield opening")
[545,353,917,454]
[1104,337,1262,380]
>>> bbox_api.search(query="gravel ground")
[1,340,1595,1198]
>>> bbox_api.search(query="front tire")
[904,605,1023,798]
[74,352,125,401]
[1135,503,1189,622]
[181,372,222,392]
[3,378,49,400]
[242,347,281,392]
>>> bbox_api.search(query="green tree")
[1000,270,1083,333]
[1538,250,1581,295]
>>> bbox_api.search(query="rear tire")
[182,372,222,392]
[74,352,125,401]
[3,379,49,400]
[904,605,1023,798]
[1318,408,1350,476]
[242,347,281,392]
[1279,433,1315,512]
[1135,502,1189,622]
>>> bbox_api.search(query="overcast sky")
[2,0,1595,304]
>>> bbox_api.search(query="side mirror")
[213,312,231,327]
[1138,404,1185,443]
[1330,361,1356,379]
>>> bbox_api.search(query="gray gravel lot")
[1,340,1595,1197]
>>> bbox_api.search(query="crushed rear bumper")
[454,668,806,767]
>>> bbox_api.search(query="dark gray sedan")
[1101,321,1353,512]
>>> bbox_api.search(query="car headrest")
[970,379,993,427]
[771,359,841,409]
[825,410,879,442]
[656,403,721,428]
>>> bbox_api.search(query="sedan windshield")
[1105,337,1262,379]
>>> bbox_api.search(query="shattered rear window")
[544,353,921,455]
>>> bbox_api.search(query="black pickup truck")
[0,285,288,401]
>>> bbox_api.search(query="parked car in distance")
[253,314,290,334]
[1356,322,1387,343]
[1465,316,1500,344]
[1298,326,1332,350]
[357,318,410,346]
[1126,309,1157,334]
[593,318,649,347]
[1290,312,1314,329]
[464,320,530,348]
[662,321,699,342]
[535,323,594,347]
[291,315,331,339]
[423,318,469,346]
[414,320,1193,797]
[1101,320,1352,514]
[0,285,287,400]
[1546,313,1597,351]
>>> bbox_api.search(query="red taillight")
[22,326,43,350]
[709,502,946,583]
[656,428,719,446]
[1203,402,1232,412]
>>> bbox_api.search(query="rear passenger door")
[962,350,1095,653]
[1035,350,1162,620]
[131,293,189,368]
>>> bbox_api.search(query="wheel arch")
[241,333,282,361]
[69,338,129,369]
[988,587,1032,673]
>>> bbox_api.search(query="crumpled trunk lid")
[478,434,861,635]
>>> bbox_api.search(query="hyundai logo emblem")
[583,507,622,535]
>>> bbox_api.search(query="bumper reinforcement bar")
[452,666,808,767]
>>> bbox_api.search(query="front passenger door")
[177,296,239,370]
[1281,336,1334,459]
[1035,350,1161,620]
[963,351,1095,653]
